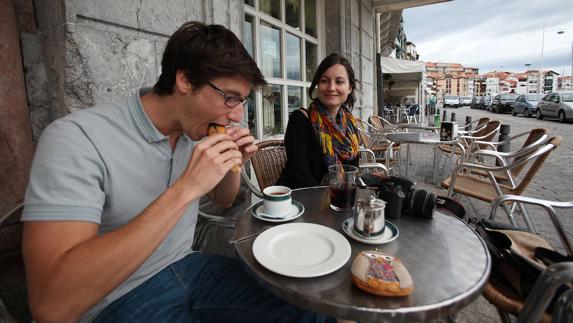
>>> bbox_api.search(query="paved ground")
[197,104,573,322]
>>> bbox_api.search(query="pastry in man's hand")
[208,124,241,173]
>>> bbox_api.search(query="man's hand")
[177,133,243,199]
[226,126,258,162]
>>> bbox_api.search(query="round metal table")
[233,187,491,322]
[386,132,463,184]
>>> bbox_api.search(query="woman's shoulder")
[293,107,308,118]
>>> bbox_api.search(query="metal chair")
[402,104,420,124]
[369,115,398,131]
[469,128,549,184]
[458,117,490,134]
[438,120,501,170]
[442,136,562,233]
[356,128,401,174]
[481,195,573,323]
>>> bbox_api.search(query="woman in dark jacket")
[277,53,360,189]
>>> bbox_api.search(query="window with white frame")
[243,0,320,139]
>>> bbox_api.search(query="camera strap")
[435,196,465,219]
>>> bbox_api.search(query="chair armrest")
[241,165,263,198]
[359,148,377,163]
[359,163,389,176]
[474,130,543,150]
[488,195,573,255]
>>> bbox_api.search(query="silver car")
[443,95,460,108]
[537,92,573,123]
[513,94,542,117]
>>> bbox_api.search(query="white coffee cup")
[262,185,292,217]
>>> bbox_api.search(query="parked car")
[479,95,493,110]
[459,96,472,107]
[536,92,573,123]
[512,94,542,117]
[443,95,460,108]
[470,96,482,109]
[491,93,519,113]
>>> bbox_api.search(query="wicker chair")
[481,195,573,323]
[242,140,287,198]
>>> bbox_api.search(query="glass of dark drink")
[328,165,358,211]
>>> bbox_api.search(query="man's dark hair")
[154,21,266,95]
[308,53,357,109]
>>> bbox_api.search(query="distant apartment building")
[424,61,565,99]
[426,62,463,74]
[425,62,476,99]
[405,41,419,61]
[485,77,500,96]
[558,76,573,90]
[393,16,408,59]
[475,77,487,96]
[526,70,540,94]
[542,71,559,94]
[514,73,529,95]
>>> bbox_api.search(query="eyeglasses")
[207,81,249,108]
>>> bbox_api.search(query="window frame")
[243,0,324,139]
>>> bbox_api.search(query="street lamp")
[539,28,565,94]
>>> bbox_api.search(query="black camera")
[358,174,436,219]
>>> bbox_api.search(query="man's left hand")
[226,126,258,162]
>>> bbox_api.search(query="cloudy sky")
[403,0,573,76]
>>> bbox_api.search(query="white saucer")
[342,217,399,244]
[251,200,305,223]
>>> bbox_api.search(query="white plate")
[253,223,351,278]
[342,217,399,245]
[251,200,304,223]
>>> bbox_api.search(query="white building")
[486,77,500,96]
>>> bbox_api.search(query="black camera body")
[359,174,436,219]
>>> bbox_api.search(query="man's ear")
[175,70,192,94]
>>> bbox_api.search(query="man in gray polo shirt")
[22,21,333,323]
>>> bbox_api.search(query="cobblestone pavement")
[198,104,573,322]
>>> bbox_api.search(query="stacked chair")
[437,120,501,174]
[356,118,401,175]
[441,135,561,232]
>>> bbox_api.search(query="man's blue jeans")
[94,253,334,322]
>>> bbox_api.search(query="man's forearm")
[24,183,199,322]
[209,170,241,207]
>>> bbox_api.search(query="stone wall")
[324,0,376,121]
[0,0,35,215]
[24,0,243,140]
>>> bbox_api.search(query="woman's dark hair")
[154,21,266,95]
[308,53,357,108]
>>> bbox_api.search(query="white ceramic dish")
[252,223,351,278]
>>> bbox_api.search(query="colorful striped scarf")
[308,100,360,167]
